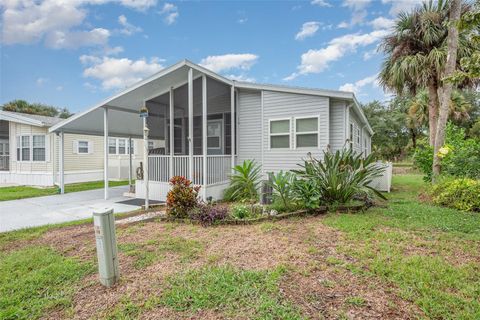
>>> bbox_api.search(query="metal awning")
[49,60,232,138]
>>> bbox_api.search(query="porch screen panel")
[193,78,203,155]
[173,84,188,155]
[146,91,169,155]
[206,77,232,155]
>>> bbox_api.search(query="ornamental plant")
[189,204,228,226]
[224,160,262,201]
[430,178,480,212]
[267,171,295,211]
[166,176,200,218]
[293,149,386,206]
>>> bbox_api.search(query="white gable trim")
[0,111,44,127]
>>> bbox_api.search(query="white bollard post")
[93,207,119,287]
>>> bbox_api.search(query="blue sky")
[0,0,422,113]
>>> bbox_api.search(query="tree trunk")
[432,0,462,183]
[427,79,439,146]
[410,128,417,149]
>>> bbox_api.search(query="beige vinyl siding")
[329,100,346,152]
[59,134,145,172]
[9,122,54,173]
[262,90,329,173]
[237,90,262,164]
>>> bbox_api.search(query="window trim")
[108,137,131,155]
[207,119,223,150]
[268,118,291,150]
[293,115,320,149]
[77,140,90,154]
[16,134,47,163]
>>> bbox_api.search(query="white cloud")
[103,46,124,55]
[339,74,378,94]
[337,21,349,29]
[56,85,63,91]
[363,48,377,60]
[226,74,256,82]
[118,15,142,35]
[80,55,164,90]
[284,30,388,80]
[119,0,158,11]
[159,3,178,25]
[237,18,248,24]
[199,54,259,73]
[1,0,156,48]
[36,78,48,86]
[382,0,423,16]
[369,16,394,30]
[45,28,110,49]
[340,0,372,28]
[311,0,332,7]
[295,21,320,41]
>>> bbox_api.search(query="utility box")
[93,207,119,287]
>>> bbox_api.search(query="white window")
[108,138,117,154]
[118,139,126,154]
[295,117,318,148]
[148,141,154,150]
[269,119,290,149]
[78,141,89,154]
[207,120,222,149]
[32,135,45,161]
[16,135,47,161]
[21,136,30,161]
[364,138,368,155]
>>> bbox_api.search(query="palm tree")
[378,0,476,146]
[408,89,471,127]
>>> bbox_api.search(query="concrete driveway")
[0,186,140,233]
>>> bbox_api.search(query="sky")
[0,0,424,113]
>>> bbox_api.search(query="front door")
[207,119,223,155]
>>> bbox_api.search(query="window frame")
[268,118,291,150]
[293,116,320,149]
[16,134,48,162]
[77,140,90,154]
[32,135,46,161]
[207,119,223,150]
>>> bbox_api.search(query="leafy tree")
[1,100,72,119]
[362,100,413,160]
[378,0,477,146]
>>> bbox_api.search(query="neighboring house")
[0,110,161,186]
[49,59,373,201]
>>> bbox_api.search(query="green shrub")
[430,178,480,212]
[293,149,386,206]
[291,178,321,211]
[166,176,200,218]
[267,171,295,211]
[231,204,251,219]
[224,160,261,201]
[414,123,480,181]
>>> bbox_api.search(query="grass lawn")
[0,180,130,201]
[0,174,479,319]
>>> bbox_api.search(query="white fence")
[148,155,231,186]
[370,161,393,192]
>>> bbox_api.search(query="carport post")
[143,116,149,209]
[128,136,132,190]
[59,131,65,194]
[188,67,193,181]
[202,74,207,200]
[104,107,109,200]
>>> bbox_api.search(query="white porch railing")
[0,155,8,171]
[148,155,231,185]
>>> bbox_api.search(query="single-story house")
[48,59,373,203]
[0,110,164,186]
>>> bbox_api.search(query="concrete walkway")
[0,186,140,233]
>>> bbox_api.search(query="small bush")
[268,171,295,211]
[189,204,228,226]
[231,204,252,219]
[166,176,200,218]
[430,178,480,212]
[224,160,261,201]
[291,178,321,211]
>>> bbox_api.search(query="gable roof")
[49,59,373,136]
[0,110,64,127]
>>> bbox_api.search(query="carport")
[49,60,235,208]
